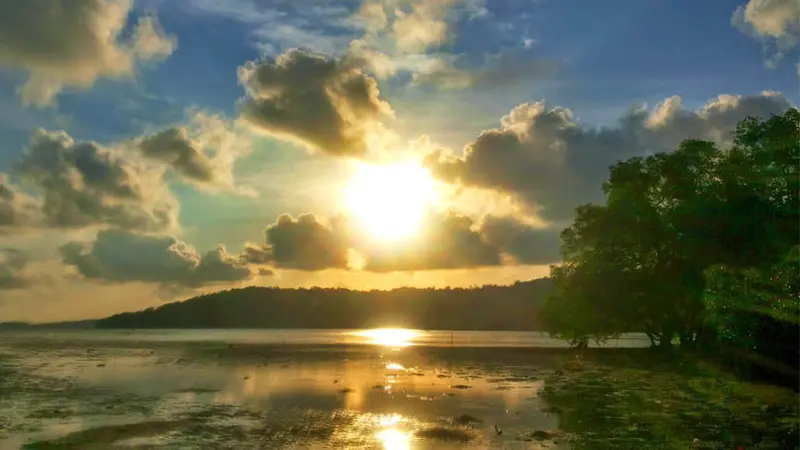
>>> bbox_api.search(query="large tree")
[544,108,799,350]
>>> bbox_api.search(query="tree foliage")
[96,279,554,330]
[544,108,799,361]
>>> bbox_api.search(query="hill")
[95,279,554,330]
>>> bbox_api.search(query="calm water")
[0,330,648,449]
[0,328,650,348]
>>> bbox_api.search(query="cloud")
[249,213,351,271]
[0,248,28,289]
[238,49,394,157]
[244,210,542,272]
[60,229,255,286]
[479,215,561,265]
[138,127,216,183]
[412,51,560,89]
[357,0,484,54]
[391,0,455,53]
[0,0,177,107]
[363,212,502,271]
[732,0,800,67]
[138,111,256,194]
[14,129,179,232]
[130,14,178,60]
[426,92,793,223]
[0,174,41,232]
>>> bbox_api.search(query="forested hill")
[95,279,554,330]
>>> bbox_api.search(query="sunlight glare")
[343,161,436,242]
[376,428,411,450]
[357,328,418,347]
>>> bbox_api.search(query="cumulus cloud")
[426,92,793,223]
[0,248,28,289]
[138,127,216,183]
[363,212,501,271]
[249,213,351,271]
[732,0,800,67]
[241,210,559,273]
[0,0,177,107]
[479,215,561,265]
[14,129,179,232]
[60,229,255,287]
[136,111,255,194]
[238,49,393,157]
[0,174,41,232]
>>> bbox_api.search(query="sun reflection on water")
[375,414,410,450]
[385,362,405,371]
[376,428,411,450]
[356,328,418,347]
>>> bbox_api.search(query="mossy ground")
[541,349,799,450]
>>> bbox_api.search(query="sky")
[0,0,798,323]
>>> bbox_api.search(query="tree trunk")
[645,331,657,347]
[679,332,697,349]
[658,325,674,349]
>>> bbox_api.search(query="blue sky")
[0,0,797,321]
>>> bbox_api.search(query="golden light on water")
[375,414,410,450]
[385,362,406,371]
[376,428,411,450]
[357,328,418,347]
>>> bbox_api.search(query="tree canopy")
[544,108,799,369]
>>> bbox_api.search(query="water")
[0,330,649,449]
[0,328,651,348]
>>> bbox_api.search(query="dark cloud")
[14,129,179,232]
[241,210,561,272]
[138,127,215,183]
[238,49,393,157]
[363,212,502,271]
[479,215,561,265]
[427,92,793,223]
[60,229,255,286]
[0,0,176,107]
[0,248,28,289]
[261,213,350,271]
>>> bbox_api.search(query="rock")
[449,384,472,389]
[416,427,473,442]
[530,430,556,440]
[453,414,482,425]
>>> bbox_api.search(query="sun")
[343,161,436,241]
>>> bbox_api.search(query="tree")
[543,108,799,350]
[704,246,800,372]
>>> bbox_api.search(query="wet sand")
[0,337,570,449]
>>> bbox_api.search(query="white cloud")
[732,0,800,67]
